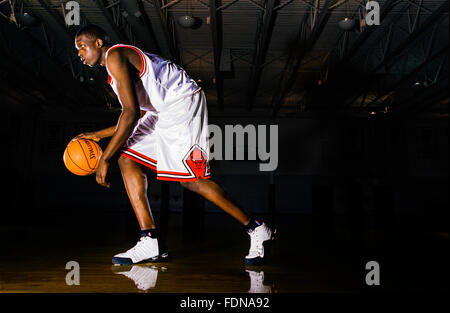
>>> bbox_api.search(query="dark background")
[1,108,448,237]
[0,0,448,293]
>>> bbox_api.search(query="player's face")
[75,34,102,67]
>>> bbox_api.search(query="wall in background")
[1,109,448,232]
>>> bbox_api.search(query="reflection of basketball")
[63,139,103,176]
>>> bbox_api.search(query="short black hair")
[75,24,110,44]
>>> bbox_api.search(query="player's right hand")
[72,132,101,142]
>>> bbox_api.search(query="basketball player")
[73,25,274,266]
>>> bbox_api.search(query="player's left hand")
[96,157,111,188]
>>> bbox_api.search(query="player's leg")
[118,155,155,230]
[112,155,168,265]
[180,178,250,225]
[180,178,275,265]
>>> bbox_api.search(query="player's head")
[75,24,111,67]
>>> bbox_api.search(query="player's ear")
[95,38,104,48]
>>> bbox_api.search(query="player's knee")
[180,180,196,191]
[179,181,190,189]
[118,155,132,169]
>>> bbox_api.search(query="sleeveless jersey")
[105,44,201,112]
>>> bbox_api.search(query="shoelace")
[249,231,264,255]
[126,237,155,260]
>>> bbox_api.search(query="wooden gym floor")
[0,211,448,293]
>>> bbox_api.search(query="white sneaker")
[246,270,272,293]
[245,222,275,265]
[114,265,159,291]
[112,236,169,265]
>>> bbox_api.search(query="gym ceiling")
[0,0,448,118]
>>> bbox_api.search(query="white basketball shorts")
[120,90,211,181]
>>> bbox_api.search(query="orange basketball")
[63,139,103,176]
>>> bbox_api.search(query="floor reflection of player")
[246,270,272,293]
[112,265,162,291]
[112,266,272,293]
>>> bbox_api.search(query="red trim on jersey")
[106,45,147,77]
[120,149,212,182]
[124,148,157,164]
[120,153,157,172]
[157,175,211,182]
[157,170,192,177]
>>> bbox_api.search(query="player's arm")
[101,48,140,162]
[95,125,117,139]
[73,111,145,142]
[73,126,115,142]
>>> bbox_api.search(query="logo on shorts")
[184,145,210,178]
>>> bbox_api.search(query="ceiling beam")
[375,0,448,71]
[410,79,449,115]
[31,0,110,104]
[271,0,331,116]
[209,0,224,111]
[339,0,398,65]
[150,0,179,62]
[364,45,449,109]
[245,0,278,111]
[0,18,85,108]
[345,0,449,108]
[36,0,68,33]
[301,0,406,113]
[94,0,129,43]
[118,0,161,53]
[387,76,449,116]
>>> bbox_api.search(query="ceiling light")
[338,17,355,31]
[120,0,141,18]
[338,1,355,31]
[413,81,422,88]
[17,12,39,27]
[178,15,197,28]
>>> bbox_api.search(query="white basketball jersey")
[105,44,211,181]
[106,44,201,111]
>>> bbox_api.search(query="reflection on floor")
[0,211,448,293]
[111,265,272,293]
[112,265,161,292]
[246,270,272,293]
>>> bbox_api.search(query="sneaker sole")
[112,252,169,266]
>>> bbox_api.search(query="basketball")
[63,138,103,176]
